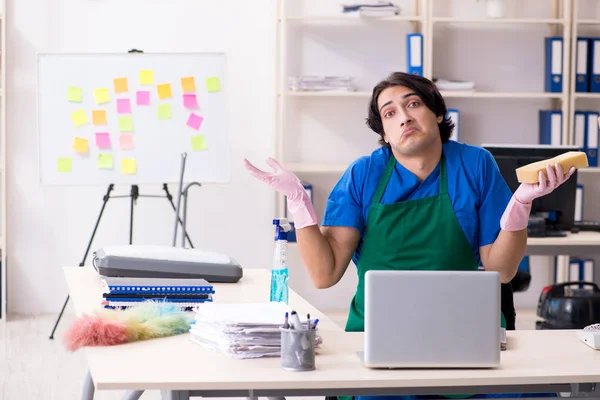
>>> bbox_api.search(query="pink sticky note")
[95,132,111,149]
[119,134,134,150]
[117,98,132,114]
[186,113,204,130]
[136,91,150,106]
[183,94,198,109]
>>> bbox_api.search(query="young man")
[243,72,573,398]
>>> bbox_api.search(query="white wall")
[6,0,600,317]
[6,0,278,314]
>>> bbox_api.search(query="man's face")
[377,85,443,157]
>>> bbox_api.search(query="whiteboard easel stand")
[48,154,197,342]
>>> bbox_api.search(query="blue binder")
[407,33,423,76]
[447,109,459,141]
[538,110,562,145]
[585,111,599,167]
[576,37,590,92]
[544,37,563,93]
[589,38,600,92]
[574,110,587,151]
[575,184,584,222]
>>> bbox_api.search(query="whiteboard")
[37,52,229,186]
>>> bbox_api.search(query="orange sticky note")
[121,158,136,174]
[181,77,196,93]
[157,83,172,99]
[92,110,107,125]
[73,137,88,153]
[113,77,128,93]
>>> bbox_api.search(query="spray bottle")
[270,218,291,304]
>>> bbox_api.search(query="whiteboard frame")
[36,51,230,187]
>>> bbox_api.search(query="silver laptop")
[362,269,501,369]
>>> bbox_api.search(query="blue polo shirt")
[321,140,514,266]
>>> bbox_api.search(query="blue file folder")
[585,111,599,167]
[576,37,590,92]
[545,37,563,93]
[589,38,600,92]
[407,33,423,76]
[539,110,562,145]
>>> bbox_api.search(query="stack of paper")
[188,302,322,359]
[288,76,354,92]
[342,1,401,17]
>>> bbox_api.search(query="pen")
[312,319,319,329]
[307,313,311,329]
[289,310,301,330]
[283,311,290,329]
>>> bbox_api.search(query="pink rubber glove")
[243,157,318,229]
[500,163,575,231]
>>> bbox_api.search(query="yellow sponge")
[515,151,589,184]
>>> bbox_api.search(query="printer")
[93,245,243,283]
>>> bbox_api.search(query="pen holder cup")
[280,327,316,371]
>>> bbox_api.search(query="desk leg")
[160,390,190,400]
[122,390,144,399]
[81,369,94,400]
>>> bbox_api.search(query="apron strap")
[373,151,447,204]
[372,154,396,205]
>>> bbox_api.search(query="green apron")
[343,153,505,400]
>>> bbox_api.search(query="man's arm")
[477,152,574,283]
[296,225,361,289]
[479,229,527,283]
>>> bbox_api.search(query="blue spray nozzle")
[273,218,292,241]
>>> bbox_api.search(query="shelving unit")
[273,0,595,312]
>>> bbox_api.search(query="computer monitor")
[482,144,579,233]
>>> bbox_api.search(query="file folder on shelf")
[447,109,459,141]
[407,33,423,76]
[589,38,600,93]
[544,37,563,93]
[574,111,586,151]
[585,111,599,167]
[575,184,584,223]
[539,110,562,145]
[576,37,590,92]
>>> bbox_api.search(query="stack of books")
[288,76,354,92]
[100,277,215,311]
[188,302,322,359]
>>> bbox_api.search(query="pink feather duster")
[63,302,193,351]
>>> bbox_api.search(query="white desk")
[526,231,600,256]
[64,267,600,400]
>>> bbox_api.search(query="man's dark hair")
[366,72,454,148]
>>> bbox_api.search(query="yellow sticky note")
[67,86,82,102]
[206,77,221,92]
[118,116,133,132]
[94,88,110,104]
[140,70,154,85]
[97,154,113,169]
[73,137,88,153]
[121,158,136,174]
[113,77,128,93]
[92,110,107,125]
[157,83,172,99]
[181,77,196,93]
[71,109,88,127]
[57,157,72,172]
[157,104,172,119]
[191,135,207,151]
